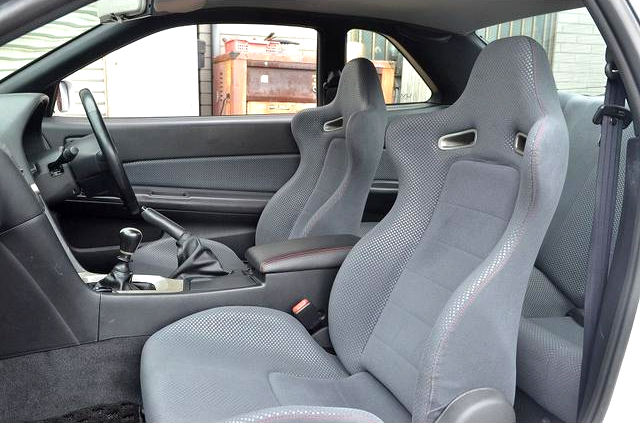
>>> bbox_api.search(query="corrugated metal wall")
[0,4,99,79]
[0,4,104,114]
[477,10,606,95]
[477,14,558,54]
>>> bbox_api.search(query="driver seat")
[132,58,387,276]
[140,37,569,423]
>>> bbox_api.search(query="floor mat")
[1,337,146,422]
[29,403,141,423]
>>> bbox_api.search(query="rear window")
[346,29,432,104]
[477,8,606,96]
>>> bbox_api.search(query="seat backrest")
[515,91,631,423]
[523,91,630,318]
[328,36,569,422]
[255,58,386,245]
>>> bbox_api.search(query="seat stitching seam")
[370,332,419,371]
[439,200,509,222]
[386,294,439,326]
[432,238,486,261]
[403,267,456,294]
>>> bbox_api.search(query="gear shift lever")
[94,228,143,292]
[140,207,230,279]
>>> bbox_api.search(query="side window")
[477,8,607,96]
[55,24,318,117]
[346,29,432,104]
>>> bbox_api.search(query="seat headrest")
[460,36,560,129]
[334,57,386,117]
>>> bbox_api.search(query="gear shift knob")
[94,227,143,292]
[119,227,143,257]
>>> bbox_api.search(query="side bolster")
[414,115,570,422]
[303,107,387,238]
[255,104,339,246]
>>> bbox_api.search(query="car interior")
[0,0,637,422]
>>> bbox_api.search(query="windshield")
[0,3,99,81]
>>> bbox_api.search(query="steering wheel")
[79,89,141,215]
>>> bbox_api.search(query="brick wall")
[551,8,607,96]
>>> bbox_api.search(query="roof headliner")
[201,0,584,34]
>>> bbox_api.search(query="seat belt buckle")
[592,105,633,129]
[292,298,323,331]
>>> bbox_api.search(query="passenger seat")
[516,91,631,422]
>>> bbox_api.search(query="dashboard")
[0,93,111,206]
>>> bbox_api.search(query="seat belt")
[322,70,341,104]
[579,50,632,411]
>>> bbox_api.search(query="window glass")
[630,0,640,19]
[55,24,318,117]
[477,8,607,96]
[346,29,432,104]
[0,3,99,81]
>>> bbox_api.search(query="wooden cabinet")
[213,52,316,116]
[213,51,395,115]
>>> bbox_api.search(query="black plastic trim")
[66,186,272,215]
[42,115,298,161]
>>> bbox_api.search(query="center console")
[0,135,360,360]
[86,234,360,339]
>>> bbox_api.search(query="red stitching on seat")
[260,246,353,272]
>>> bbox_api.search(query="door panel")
[124,155,299,192]
[43,115,299,160]
[43,115,299,272]
[43,103,442,273]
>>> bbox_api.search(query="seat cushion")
[133,237,246,277]
[517,317,583,422]
[218,406,384,423]
[141,307,410,423]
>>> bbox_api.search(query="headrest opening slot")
[438,129,477,151]
[323,117,344,132]
[514,133,528,156]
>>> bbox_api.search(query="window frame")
[1,8,460,114]
[344,28,437,107]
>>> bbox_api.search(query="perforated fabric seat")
[516,92,631,422]
[140,37,569,423]
[141,307,408,423]
[133,58,387,276]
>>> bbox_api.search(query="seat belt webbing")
[579,51,631,411]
